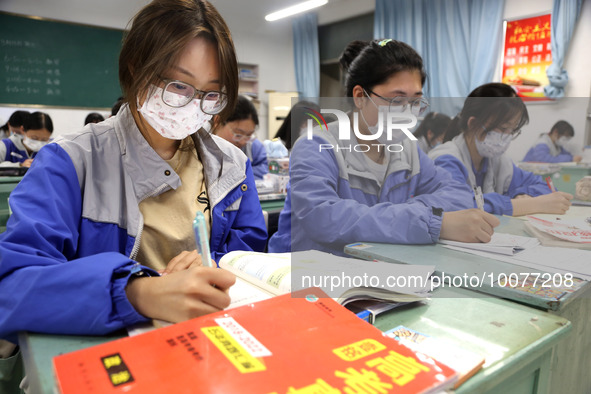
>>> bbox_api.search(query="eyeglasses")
[483,125,521,140]
[364,88,429,116]
[160,78,227,115]
[229,127,256,143]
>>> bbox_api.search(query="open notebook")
[439,233,540,255]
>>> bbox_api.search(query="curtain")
[544,0,584,99]
[292,13,320,99]
[374,0,504,99]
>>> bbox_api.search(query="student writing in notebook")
[269,39,499,255]
[0,0,267,344]
[0,111,53,167]
[429,83,572,216]
[523,120,582,163]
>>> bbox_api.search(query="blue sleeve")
[507,164,550,198]
[434,154,513,215]
[409,148,474,212]
[0,145,154,342]
[250,139,269,180]
[210,159,267,262]
[289,137,443,246]
[523,143,573,163]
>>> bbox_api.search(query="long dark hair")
[339,39,427,97]
[1,110,30,132]
[443,83,529,142]
[24,112,54,134]
[119,0,238,122]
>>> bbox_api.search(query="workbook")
[385,325,485,389]
[524,215,591,249]
[221,250,434,309]
[53,288,458,394]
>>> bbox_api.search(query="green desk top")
[19,286,570,394]
[344,216,591,311]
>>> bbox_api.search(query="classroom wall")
[1,0,588,152]
[502,0,591,163]
[0,0,297,140]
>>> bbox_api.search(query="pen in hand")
[474,186,484,211]
[193,211,213,268]
[10,152,24,159]
[545,176,557,192]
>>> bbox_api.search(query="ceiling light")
[265,0,328,22]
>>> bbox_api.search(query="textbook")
[385,325,485,389]
[221,250,434,310]
[524,215,591,248]
[54,288,458,394]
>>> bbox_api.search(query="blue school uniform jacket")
[268,121,474,255]
[523,133,574,163]
[0,106,267,343]
[429,134,549,216]
[242,138,268,180]
[0,135,32,163]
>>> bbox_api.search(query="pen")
[545,176,557,192]
[474,186,484,211]
[193,211,213,268]
[10,152,24,159]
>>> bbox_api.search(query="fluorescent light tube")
[265,0,328,21]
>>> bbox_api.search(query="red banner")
[502,14,552,101]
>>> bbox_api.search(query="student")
[214,95,268,180]
[414,112,452,154]
[84,112,105,125]
[429,83,572,216]
[0,111,52,167]
[0,110,29,140]
[274,100,320,150]
[0,0,267,343]
[269,39,498,254]
[523,120,582,163]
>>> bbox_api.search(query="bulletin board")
[0,12,124,108]
[501,13,552,102]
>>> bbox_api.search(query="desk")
[19,287,570,394]
[552,164,591,195]
[0,176,23,233]
[345,215,591,394]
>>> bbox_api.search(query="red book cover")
[53,288,457,394]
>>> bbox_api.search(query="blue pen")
[193,211,213,268]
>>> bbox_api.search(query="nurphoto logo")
[304,107,417,153]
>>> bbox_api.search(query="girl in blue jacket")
[429,83,572,216]
[0,0,267,343]
[269,39,499,255]
[523,120,582,163]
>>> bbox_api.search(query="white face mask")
[556,136,571,147]
[475,130,512,158]
[23,137,49,152]
[138,85,212,140]
[11,132,23,141]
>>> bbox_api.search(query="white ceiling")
[0,0,375,32]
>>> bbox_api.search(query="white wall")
[502,0,591,163]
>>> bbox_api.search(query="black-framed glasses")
[160,78,227,115]
[364,88,429,116]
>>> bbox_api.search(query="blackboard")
[0,12,124,108]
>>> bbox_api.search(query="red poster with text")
[502,14,552,101]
